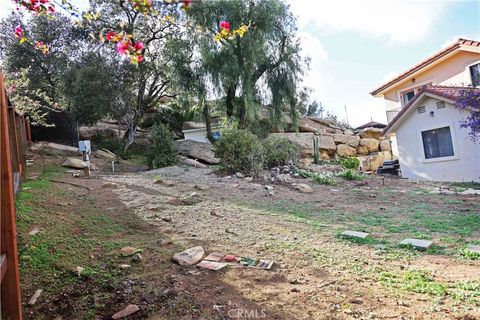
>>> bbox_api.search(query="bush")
[214,129,264,175]
[339,157,360,170]
[263,136,299,168]
[337,169,363,180]
[146,123,178,169]
[293,167,336,185]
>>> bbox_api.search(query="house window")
[470,63,480,87]
[403,90,415,105]
[421,126,454,159]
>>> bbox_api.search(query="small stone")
[173,246,205,266]
[235,172,245,178]
[245,177,253,182]
[373,244,386,250]
[28,289,43,305]
[28,228,40,236]
[341,230,369,239]
[349,298,363,304]
[225,228,237,235]
[264,185,274,190]
[161,217,173,222]
[467,244,480,254]
[131,253,142,263]
[112,304,140,319]
[121,246,142,256]
[194,185,208,191]
[210,210,223,218]
[75,266,84,277]
[153,178,164,184]
[399,238,433,249]
[294,183,313,193]
[290,287,300,293]
[119,264,131,269]
[102,182,118,188]
[267,191,275,197]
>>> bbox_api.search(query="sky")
[1,0,479,127]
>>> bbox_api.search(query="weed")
[337,169,363,180]
[460,247,480,261]
[294,167,336,185]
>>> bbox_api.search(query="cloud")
[288,0,452,44]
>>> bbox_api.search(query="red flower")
[134,41,144,51]
[136,55,144,63]
[183,0,191,7]
[106,31,116,41]
[117,40,132,55]
[219,20,230,31]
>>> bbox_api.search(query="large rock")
[356,145,369,156]
[359,128,383,139]
[269,133,314,156]
[317,133,336,151]
[31,142,81,157]
[379,139,392,152]
[333,134,360,148]
[61,158,98,170]
[359,138,379,153]
[336,144,357,157]
[180,157,208,169]
[79,121,124,140]
[299,118,331,134]
[357,151,392,172]
[94,149,117,160]
[175,139,220,164]
[173,246,205,265]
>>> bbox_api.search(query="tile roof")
[383,85,480,135]
[371,38,480,96]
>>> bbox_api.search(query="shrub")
[293,167,335,185]
[339,157,360,170]
[214,129,264,175]
[146,123,178,169]
[263,136,299,168]
[337,169,363,180]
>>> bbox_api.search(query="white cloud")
[382,71,400,83]
[288,0,452,44]
[344,98,387,127]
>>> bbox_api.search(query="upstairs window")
[402,90,415,105]
[470,63,480,87]
[421,126,454,159]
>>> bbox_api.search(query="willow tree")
[188,0,308,130]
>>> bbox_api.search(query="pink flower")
[14,25,23,38]
[136,55,144,63]
[134,41,144,51]
[116,40,131,55]
[47,5,55,13]
[106,31,116,41]
[219,20,230,31]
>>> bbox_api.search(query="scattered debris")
[197,260,229,271]
[120,246,142,257]
[223,255,236,262]
[204,252,226,262]
[119,264,131,269]
[256,259,274,270]
[240,257,257,267]
[28,228,40,236]
[399,238,433,249]
[340,230,369,239]
[28,289,43,305]
[112,304,140,319]
[173,246,205,266]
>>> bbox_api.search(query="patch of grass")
[380,270,447,296]
[460,247,480,261]
[337,169,363,180]
[450,181,480,191]
[294,167,336,185]
[336,233,386,246]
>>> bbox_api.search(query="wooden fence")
[1,72,30,320]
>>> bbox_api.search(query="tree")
[456,88,480,141]
[187,0,308,130]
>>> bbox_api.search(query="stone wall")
[270,120,393,172]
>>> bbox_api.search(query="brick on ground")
[467,244,480,254]
[399,238,433,249]
[340,230,369,239]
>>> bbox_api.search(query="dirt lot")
[17,156,480,319]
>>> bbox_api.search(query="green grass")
[337,169,363,180]
[450,181,480,191]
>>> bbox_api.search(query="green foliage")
[337,169,363,180]
[460,247,480,260]
[214,129,264,175]
[294,167,336,185]
[146,123,178,169]
[263,136,299,168]
[339,157,360,170]
[92,133,124,156]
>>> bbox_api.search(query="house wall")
[383,51,480,111]
[183,129,210,143]
[395,97,480,182]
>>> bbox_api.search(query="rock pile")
[270,122,393,172]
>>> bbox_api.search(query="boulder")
[336,144,357,157]
[357,151,392,172]
[333,134,360,148]
[356,145,369,156]
[180,157,208,169]
[173,246,205,265]
[79,121,124,140]
[94,149,117,160]
[175,139,220,164]
[269,133,314,156]
[31,142,80,157]
[359,138,379,153]
[293,183,313,193]
[359,128,383,139]
[317,133,336,151]
[60,158,97,170]
[379,139,391,152]
[299,118,331,134]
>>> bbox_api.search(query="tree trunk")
[203,100,215,143]
[226,85,236,119]
[123,120,137,156]
[238,100,246,129]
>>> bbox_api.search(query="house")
[370,38,480,182]
[182,121,222,143]
[355,121,386,130]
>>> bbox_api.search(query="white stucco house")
[370,38,480,182]
[382,85,479,182]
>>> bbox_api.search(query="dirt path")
[101,167,480,320]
